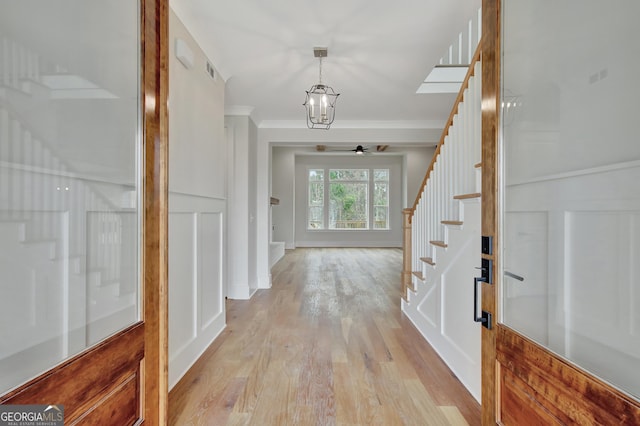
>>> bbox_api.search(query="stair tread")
[430,240,448,248]
[453,192,481,200]
[420,257,435,266]
[441,220,463,226]
[412,271,424,280]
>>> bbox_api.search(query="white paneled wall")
[503,162,640,397]
[168,9,227,390]
[168,193,226,389]
[402,59,482,402]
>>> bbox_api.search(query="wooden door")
[481,0,640,424]
[0,0,167,423]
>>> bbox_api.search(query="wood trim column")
[142,0,169,423]
[401,208,413,299]
[481,0,500,424]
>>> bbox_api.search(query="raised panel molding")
[403,198,481,402]
[199,212,224,329]
[168,212,197,359]
[168,193,226,390]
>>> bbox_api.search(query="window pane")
[309,182,323,206]
[329,182,368,229]
[501,0,640,399]
[374,169,389,181]
[374,182,389,229]
[329,169,368,181]
[308,206,323,229]
[374,182,388,206]
[0,0,140,393]
[309,169,323,181]
[308,169,324,229]
[374,206,389,229]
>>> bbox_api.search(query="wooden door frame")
[142,0,169,423]
[481,1,640,423]
[0,1,169,423]
[480,0,500,423]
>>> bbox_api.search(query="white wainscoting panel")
[199,212,224,329]
[168,193,226,390]
[503,162,640,399]
[169,213,197,358]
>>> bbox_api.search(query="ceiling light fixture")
[303,47,339,130]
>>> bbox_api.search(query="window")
[329,169,368,229]
[308,169,324,229]
[307,168,390,230]
[374,169,389,229]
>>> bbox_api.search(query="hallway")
[168,248,480,425]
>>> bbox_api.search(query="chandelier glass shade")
[303,48,339,129]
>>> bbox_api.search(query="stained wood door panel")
[71,373,139,426]
[499,367,563,426]
[0,323,144,425]
[496,326,640,425]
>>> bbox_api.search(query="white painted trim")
[168,314,226,390]
[258,119,446,130]
[225,105,255,116]
[169,190,227,201]
[295,240,402,248]
[507,160,640,187]
[226,284,252,300]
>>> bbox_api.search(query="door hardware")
[473,277,492,329]
[482,235,493,255]
[504,270,525,281]
[473,257,493,329]
[475,258,493,284]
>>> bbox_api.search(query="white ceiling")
[170,0,481,134]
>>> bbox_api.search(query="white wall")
[248,119,258,291]
[270,146,434,249]
[225,114,260,297]
[404,146,436,207]
[168,10,226,390]
[294,155,403,247]
[271,147,296,248]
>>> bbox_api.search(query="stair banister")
[402,45,481,297]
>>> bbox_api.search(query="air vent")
[205,61,216,81]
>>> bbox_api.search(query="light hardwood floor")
[168,248,481,425]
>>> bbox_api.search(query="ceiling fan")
[315,144,389,154]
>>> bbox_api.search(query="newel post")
[402,208,413,299]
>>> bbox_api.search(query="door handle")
[473,258,493,329]
[473,277,491,329]
[504,270,525,281]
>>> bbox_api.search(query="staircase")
[401,50,482,402]
[0,35,137,385]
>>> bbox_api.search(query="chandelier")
[303,47,340,129]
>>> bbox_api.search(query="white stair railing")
[403,48,482,296]
[438,8,482,67]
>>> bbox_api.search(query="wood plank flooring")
[168,248,480,425]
